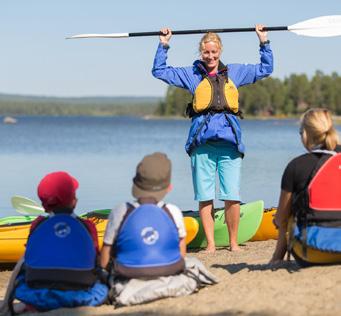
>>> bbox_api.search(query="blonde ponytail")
[300,108,340,151]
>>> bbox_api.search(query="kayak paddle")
[11,195,45,216]
[67,15,341,39]
[10,196,98,218]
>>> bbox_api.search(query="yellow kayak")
[0,213,199,264]
[250,207,278,241]
[184,216,199,244]
[0,215,107,264]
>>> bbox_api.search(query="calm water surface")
[2,116,338,217]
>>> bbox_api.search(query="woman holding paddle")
[152,25,273,253]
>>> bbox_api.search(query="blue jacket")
[152,43,273,155]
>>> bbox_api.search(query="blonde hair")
[300,108,340,151]
[199,32,223,53]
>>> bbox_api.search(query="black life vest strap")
[286,217,296,262]
[185,103,243,118]
[290,152,333,258]
[294,153,331,223]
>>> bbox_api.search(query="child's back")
[100,153,187,278]
[13,172,108,311]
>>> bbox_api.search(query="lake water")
[2,116,338,217]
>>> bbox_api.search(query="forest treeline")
[156,71,341,117]
[1,71,341,117]
[0,95,160,116]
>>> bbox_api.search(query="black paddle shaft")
[129,26,288,37]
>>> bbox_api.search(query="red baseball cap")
[37,171,79,210]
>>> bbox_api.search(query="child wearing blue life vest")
[100,152,187,279]
[12,171,108,312]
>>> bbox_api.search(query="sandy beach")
[1,240,340,316]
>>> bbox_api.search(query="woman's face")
[201,41,221,73]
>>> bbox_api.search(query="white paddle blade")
[66,33,129,39]
[11,195,45,216]
[289,15,341,37]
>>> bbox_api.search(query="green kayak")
[0,209,112,224]
[0,215,37,226]
[184,200,264,248]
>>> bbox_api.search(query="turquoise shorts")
[190,142,242,202]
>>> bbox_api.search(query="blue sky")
[0,0,340,97]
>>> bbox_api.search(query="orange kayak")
[251,207,278,241]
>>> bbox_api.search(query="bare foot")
[229,244,242,252]
[204,244,216,254]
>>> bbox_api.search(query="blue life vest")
[25,214,97,289]
[294,225,341,253]
[114,203,185,278]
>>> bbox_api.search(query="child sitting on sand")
[100,152,187,278]
[100,152,217,306]
[12,171,108,312]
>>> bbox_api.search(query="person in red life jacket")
[100,152,186,279]
[270,108,341,266]
[152,26,273,253]
[13,171,108,312]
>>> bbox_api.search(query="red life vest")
[289,150,341,264]
[308,152,341,213]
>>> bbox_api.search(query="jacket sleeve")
[151,43,195,92]
[29,216,45,234]
[229,44,274,87]
[82,219,100,255]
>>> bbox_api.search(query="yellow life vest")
[192,73,239,114]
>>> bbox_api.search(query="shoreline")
[3,113,341,126]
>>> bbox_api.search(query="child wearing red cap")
[12,171,108,312]
[30,171,99,252]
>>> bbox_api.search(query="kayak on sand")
[0,200,263,263]
[184,200,264,248]
[250,207,278,241]
[0,209,199,264]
